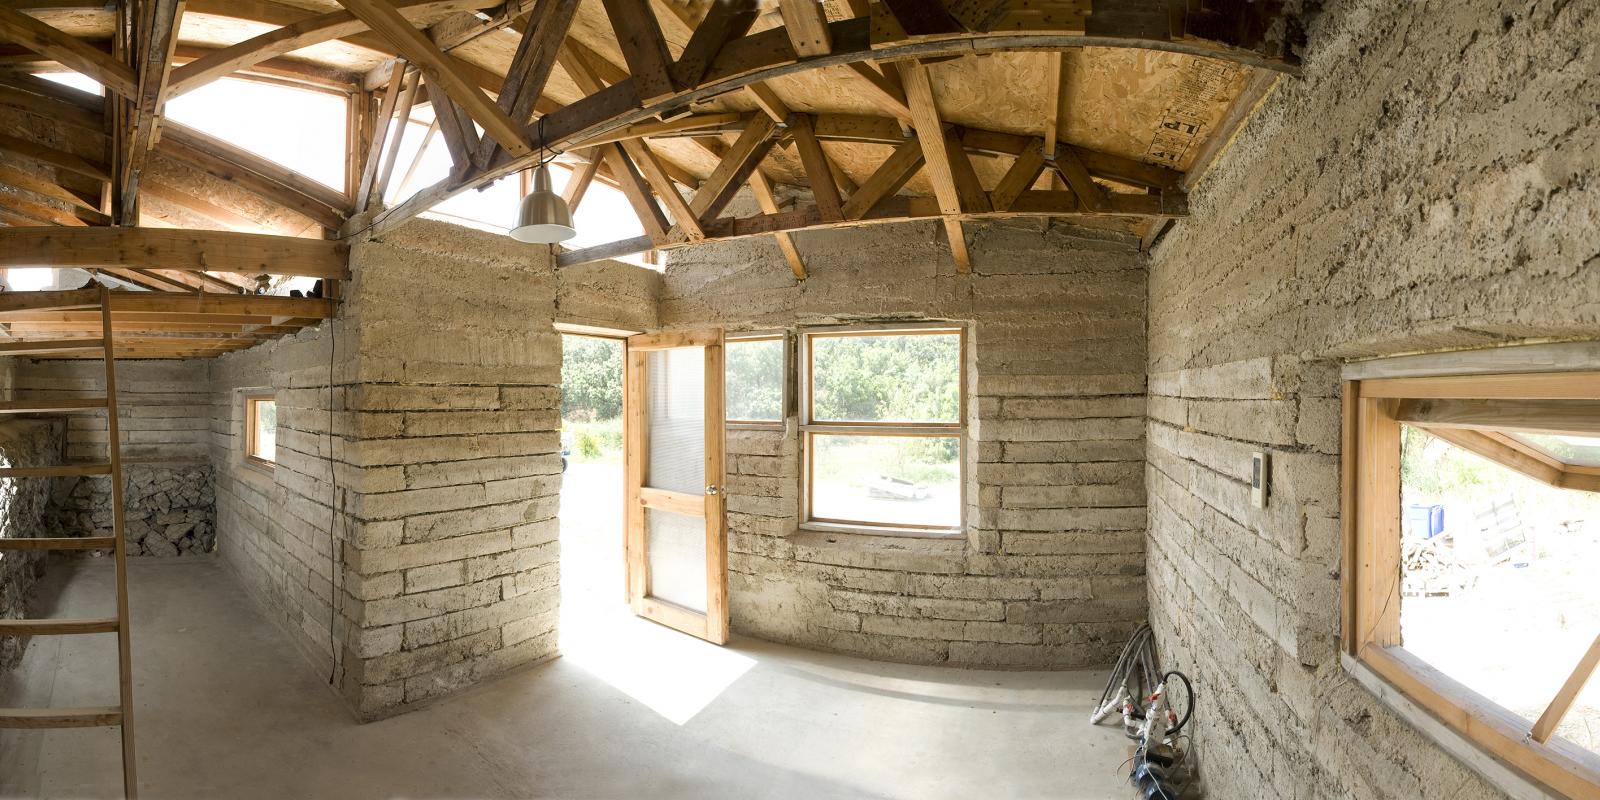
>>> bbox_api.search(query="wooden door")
[624,328,728,643]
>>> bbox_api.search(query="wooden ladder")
[0,286,138,799]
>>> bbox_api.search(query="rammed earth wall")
[1143,1,1600,796]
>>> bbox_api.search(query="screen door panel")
[625,328,728,644]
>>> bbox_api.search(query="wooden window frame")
[243,392,277,469]
[724,331,789,429]
[800,324,967,535]
[1343,371,1600,798]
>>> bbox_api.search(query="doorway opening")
[557,333,627,633]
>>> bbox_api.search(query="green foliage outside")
[568,418,622,463]
[256,400,277,430]
[726,339,783,421]
[813,333,960,466]
[562,337,623,463]
[561,336,622,422]
[811,333,959,423]
[1401,425,1492,497]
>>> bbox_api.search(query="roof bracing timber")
[0,0,1298,322]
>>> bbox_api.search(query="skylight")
[164,77,347,191]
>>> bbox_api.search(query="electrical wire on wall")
[325,305,344,689]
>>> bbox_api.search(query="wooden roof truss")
[0,0,1299,301]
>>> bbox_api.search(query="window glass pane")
[165,78,347,190]
[811,434,959,528]
[251,400,277,461]
[1399,425,1600,735]
[1507,432,1600,467]
[811,332,959,423]
[644,347,704,495]
[726,338,783,422]
[646,507,706,612]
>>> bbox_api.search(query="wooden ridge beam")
[0,227,349,279]
[0,6,135,96]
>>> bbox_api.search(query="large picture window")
[1344,371,1600,796]
[802,326,964,533]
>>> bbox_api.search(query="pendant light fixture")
[510,117,577,244]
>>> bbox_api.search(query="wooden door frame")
[624,327,728,644]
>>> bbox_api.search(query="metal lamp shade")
[509,163,576,243]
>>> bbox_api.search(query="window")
[245,395,278,466]
[164,77,347,190]
[725,334,785,425]
[802,326,964,533]
[1345,371,1600,796]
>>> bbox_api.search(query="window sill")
[1342,651,1573,800]
[787,527,966,573]
[798,521,963,540]
[726,421,784,431]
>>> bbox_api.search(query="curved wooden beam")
[556,188,1185,267]
[365,10,1292,237]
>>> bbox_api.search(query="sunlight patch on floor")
[560,602,756,726]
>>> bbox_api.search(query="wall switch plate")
[1251,452,1269,509]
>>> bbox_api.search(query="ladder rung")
[0,617,118,636]
[0,536,116,551]
[0,338,105,356]
[0,707,123,729]
[0,463,111,478]
[0,398,108,414]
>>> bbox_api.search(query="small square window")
[245,394,277,466]
[725,335,785,424]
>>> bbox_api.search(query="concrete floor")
[0,464,1132,799]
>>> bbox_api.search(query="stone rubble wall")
[660,219,1149,669]
[0,418,68,670]
[46,465,216,557]
[1144,0,1600,797]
